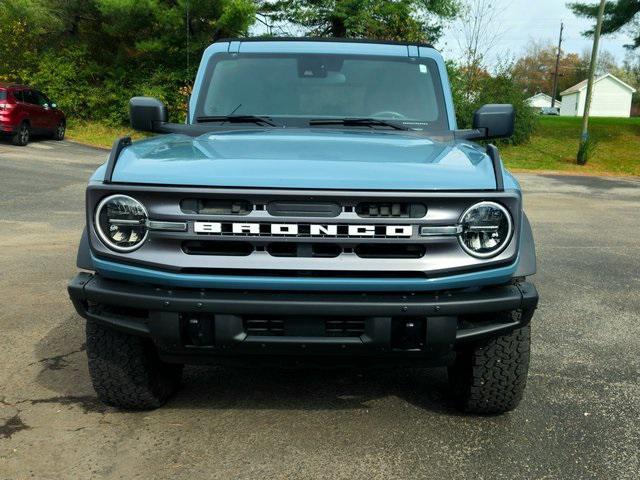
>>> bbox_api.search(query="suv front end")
[69,38,538,413]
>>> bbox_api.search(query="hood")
[105,129,502,191]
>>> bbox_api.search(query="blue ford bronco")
[68,38,538,413]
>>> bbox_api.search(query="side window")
[34,91,49,107]
[14,90,23,102]
[23,90,37,105]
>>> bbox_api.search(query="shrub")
[448,63,538,145]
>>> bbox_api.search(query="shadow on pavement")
[33,317,459,415]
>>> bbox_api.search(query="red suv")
[0,83,66,146]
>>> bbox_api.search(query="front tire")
[448,314,531,414]
[12,122,30,146]
[53,120,66,141]
[86,320,183,409]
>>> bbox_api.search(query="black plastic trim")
[103,136,132,183]
[76,228,93,270]
[515,213,537,277]
[69,273,537,335]
[486,144,504,192]
[216,37,435,49]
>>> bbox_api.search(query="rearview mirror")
[472,104,515,139]
[130,96,168,132]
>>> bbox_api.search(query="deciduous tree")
[511,42,586,99]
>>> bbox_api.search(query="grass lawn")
[502,116,640,177]
[66,117,639,177]
[66,121,148,149]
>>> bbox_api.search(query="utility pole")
[577,0,606,165]
[550,22,563,108]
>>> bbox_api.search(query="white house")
[526,93,561,109]
[559,73,636,117]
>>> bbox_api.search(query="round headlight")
[458,201,513,258]
[95,195,148,252]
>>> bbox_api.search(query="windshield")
[196,53,449,130]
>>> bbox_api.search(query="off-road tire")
[448,314,530,414]
[86,320,183,409]
[12,122,30,146]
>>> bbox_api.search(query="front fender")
[515,212,536,277]
[76,227,94,270]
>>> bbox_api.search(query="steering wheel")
[370,111,407,120]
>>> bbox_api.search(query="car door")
[34,91,55,131]
[35,91,57,130]
[22,90,44,131]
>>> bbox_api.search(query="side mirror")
[472,104,515,139]
[129,96,168,132]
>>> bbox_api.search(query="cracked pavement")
[0,139,639,479]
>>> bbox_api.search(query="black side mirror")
[130,96,168,132]
[472,104,515,139]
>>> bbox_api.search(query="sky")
[439,0,635,66]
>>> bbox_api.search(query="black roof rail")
[486,144,504,192]
[215,37,436,49]
[103,136,132,184]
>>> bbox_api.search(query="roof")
[528,93,552,100]
[217,37,435,49]
[0,82,29,89]
[526,93,562,106]
[560,73,637,96]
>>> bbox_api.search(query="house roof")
[526,93,562,106]
[560,73,637,96]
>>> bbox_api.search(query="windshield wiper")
[196,115,277,127]
[309,117,410,131]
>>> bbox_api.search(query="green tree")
[449,62,538,145]
[569,0,640,49]
[0,0,55,81]
[0,0,257,124]
[257,0,459,43]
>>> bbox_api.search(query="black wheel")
[448,313,531,414]
[12,122,30,146]
[86,320,183,409]
[53,120,66,141]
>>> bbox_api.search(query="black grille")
[244,316,366,337]
[181,199,252,215]
[245,318,285,336]
[356,202,426,218]
[267,243,342,258]
[355,244,425,259]
[267,201,341,217]
[183,240,254,256]
[324,318,366,337]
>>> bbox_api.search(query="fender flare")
[515,212,537,277]
[76,227,94,270]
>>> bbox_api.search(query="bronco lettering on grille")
[193,222,413,237]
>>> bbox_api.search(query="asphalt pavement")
[0,138,639,479]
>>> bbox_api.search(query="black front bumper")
[68,273,538,365]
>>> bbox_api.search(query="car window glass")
[34,91,49,107]
[23,90,38,105]
[13,90,23,102]
[199,53,448,129]
[0,90,6,101]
